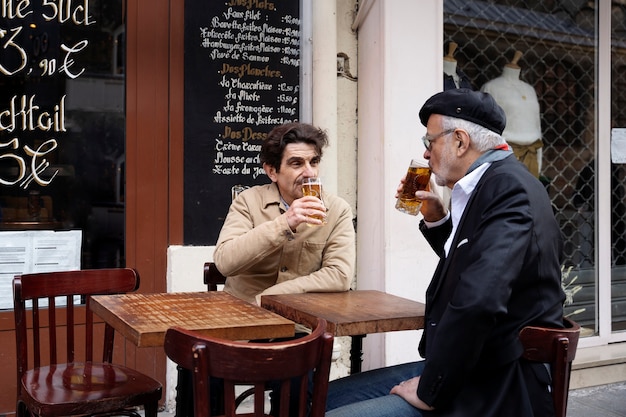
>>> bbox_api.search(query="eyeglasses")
[421,129,455,150]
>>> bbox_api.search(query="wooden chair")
[204,261,227,291]
[13,268,163,417]
[164,317,334,417]
[202,261,323,410]
[176,261,231,417]
[201,261,274,412]
[519,317,581,417]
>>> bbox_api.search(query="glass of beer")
[231,184,248,201]
[302,177,327,226]
[395,159,431,215]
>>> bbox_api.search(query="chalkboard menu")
[184,0,301,245]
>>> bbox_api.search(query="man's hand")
[415,189,447,222]
[396,177,447,222]
[285,196,327,230]
[389,376,435,411]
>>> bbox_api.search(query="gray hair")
[440,115,507,152]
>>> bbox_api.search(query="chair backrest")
[13,268,140,389]
[204,261,226,291]
[519,316,581,417]
[164,317,334,417]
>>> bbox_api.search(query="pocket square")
[456,238,469,248]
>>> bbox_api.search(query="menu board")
[184,0,301,244]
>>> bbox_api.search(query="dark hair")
[260,122,328,172]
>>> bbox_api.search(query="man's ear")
[456,130,471,155]
[264,163,278,182]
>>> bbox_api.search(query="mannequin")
[481,50,543,177]
[443,42,473,90]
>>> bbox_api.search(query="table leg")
[350,335,365,374]
[176,365,226,416]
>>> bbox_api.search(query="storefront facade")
[0,0,624,414]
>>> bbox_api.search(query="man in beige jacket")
[214,122,356,306]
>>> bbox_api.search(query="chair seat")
[14,268,162,417]
[21,362,162,416]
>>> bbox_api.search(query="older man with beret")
[325,88,565,417]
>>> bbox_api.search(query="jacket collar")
[261,182,288,212]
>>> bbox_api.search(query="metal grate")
[443,1,626,330]
[443,0,626,271]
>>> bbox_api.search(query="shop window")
[0,1,126,270]
[444,0,626,335]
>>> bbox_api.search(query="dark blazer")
[416,155,565,417]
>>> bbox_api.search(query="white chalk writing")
[197,1,299,180]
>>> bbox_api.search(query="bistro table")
[261,290,425,373]
[90,291,295,347]
[90,291,295,417]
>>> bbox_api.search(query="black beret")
[418,88,506,135]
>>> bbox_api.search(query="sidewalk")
[155,381,626,416]
[567,381,626,417]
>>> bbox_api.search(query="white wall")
[336,0,359,211]
[164,246,216,411]
[355,0,444,370]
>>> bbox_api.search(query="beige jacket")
[214,183,355,305]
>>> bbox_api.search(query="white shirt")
[424,163,492,257]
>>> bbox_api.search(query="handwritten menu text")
[201,2,300,179]
[183,0,301,244]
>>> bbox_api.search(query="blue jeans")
[325,361,426,417]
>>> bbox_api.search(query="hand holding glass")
[301,178,327,226]
[395,159,432,215]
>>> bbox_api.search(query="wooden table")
[261,290,425,373]
[90,291,295,347]
[91,291,295,417]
